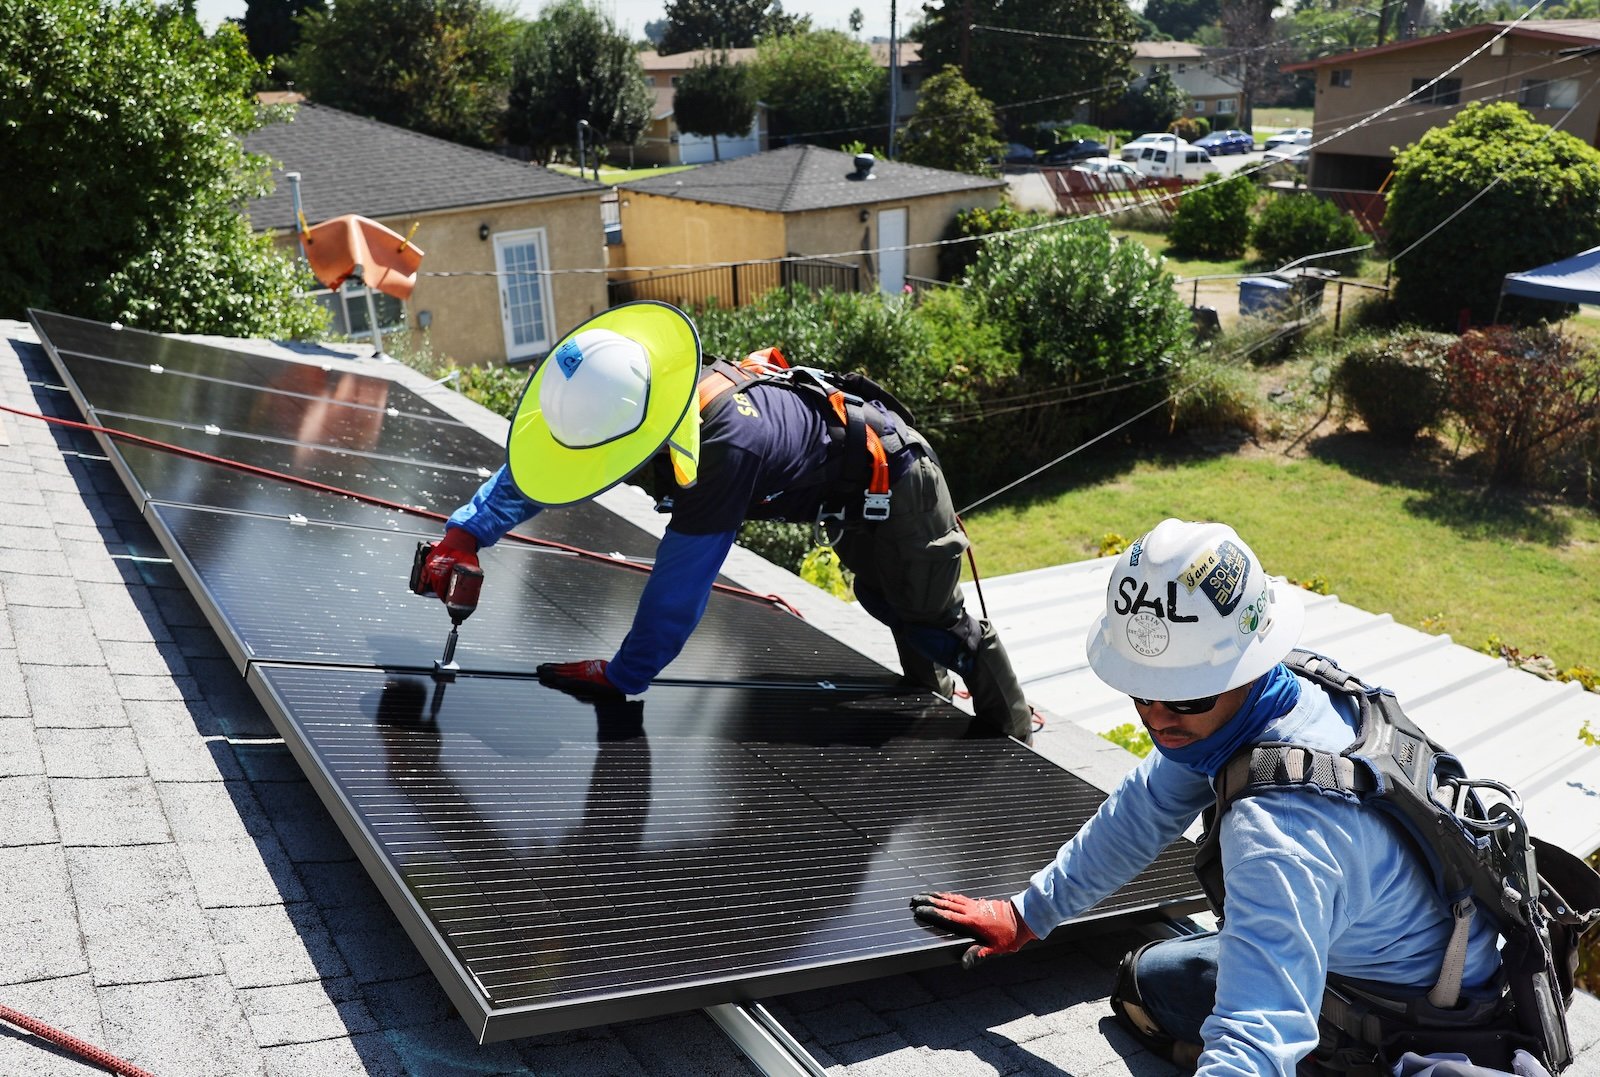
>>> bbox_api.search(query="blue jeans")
[1133,931,1221,1046]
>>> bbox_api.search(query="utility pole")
[577,119,591,181]
[887,0,899,158]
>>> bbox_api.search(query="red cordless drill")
[409,538,484,680]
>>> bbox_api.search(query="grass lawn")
[960,428,1600,673]
[547,162,695,185]
[1251,106,1313,140]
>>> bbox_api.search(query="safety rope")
[0,400,804,620]
[0,1003,157,1077]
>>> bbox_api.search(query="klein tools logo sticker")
[1178,540,1250,616]
[553,339,584,379]
[1127,612,1170,657]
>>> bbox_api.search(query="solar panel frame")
[29,309,1207,1044]
[247,663,1204,1043]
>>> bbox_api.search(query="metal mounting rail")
[706,1002,830,1077]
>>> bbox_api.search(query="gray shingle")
[0,774,56,845]
[98,976,264,1077]
[65,844,223,984]
[243,102,602,230]
[0,845,89,984]
[50,776,170,847]
[619,144,1004,213]
[23,663,127,727]
[37,727,146,778]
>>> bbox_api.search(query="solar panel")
[148,500,899,686]
[251,664,1201,1040]
[29,308,1205,1043]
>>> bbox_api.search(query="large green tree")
[753,29,885,149]
[504,0,652,166]
[916,0,1137,134]
[673,51,758,160]
[659,0,806,53]
[242,0,323,72]
[0,0,325,337]
[1143,0,1219,41]
[291,0,515,148]
[1385,102,1600,329]
[895,65,1003,176]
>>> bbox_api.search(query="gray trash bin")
[1239,276,1293,317]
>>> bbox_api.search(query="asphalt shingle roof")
[618,144,1005,214]
[242,102,601,232]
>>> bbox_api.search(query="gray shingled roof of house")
[242,102,601,233]
[617,144,1005,214]
[3,316,1597,1076]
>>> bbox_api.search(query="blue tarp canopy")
[1501,245,1600,304]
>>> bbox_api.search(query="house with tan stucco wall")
[245,102,609,366]
[1283,20,1600,191]
[610,145,1005,308]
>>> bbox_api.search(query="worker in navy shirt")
[414,301,1034,741]
[911,520,1506,1076]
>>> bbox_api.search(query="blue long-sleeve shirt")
[447,466,735,694]
[1014,676,1502,1077]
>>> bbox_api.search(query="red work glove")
[418,528,480,602]
[909,891,1037,970]
[537,659,622,699]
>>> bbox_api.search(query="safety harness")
[1192,649,1600,1074]
[692,347,915,529]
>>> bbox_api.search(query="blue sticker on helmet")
[1179,540,1250,615]
[554,338,584,379]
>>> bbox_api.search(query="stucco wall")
[614,193,785,306]
[783,187,1003,287]
[1308,31,1600,185]
[272,194,607,367]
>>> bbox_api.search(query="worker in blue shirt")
[910,519,1506,1075]
[413,301,1034,741]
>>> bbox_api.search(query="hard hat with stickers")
[1086,518,1304,699]
[506,301,702,507]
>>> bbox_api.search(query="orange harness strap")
[826,390,890,495]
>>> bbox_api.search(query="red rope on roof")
[0,401,804,620]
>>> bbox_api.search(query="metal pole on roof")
[577,119,590,182]
[287,171,307,262]
[887,0,899,159]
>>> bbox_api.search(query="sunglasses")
[1130,694,1221,715]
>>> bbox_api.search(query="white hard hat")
[538,328,651,448]
[1086,519,1304,699]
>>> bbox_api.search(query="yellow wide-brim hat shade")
[507,301,702,506]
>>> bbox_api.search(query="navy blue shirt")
[447,375,906,693]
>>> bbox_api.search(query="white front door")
[494,229,555,362]
[877,207,907,295]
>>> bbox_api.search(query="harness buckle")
[813,503,846,546]
[862,490,891,522]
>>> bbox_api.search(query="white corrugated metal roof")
[965,558,1600,857]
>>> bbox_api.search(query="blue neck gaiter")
[1155,663,1302,777]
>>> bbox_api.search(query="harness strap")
[1427,898,1476,1009]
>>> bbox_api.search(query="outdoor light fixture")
[859,209,870,222]
[478,224,490,241]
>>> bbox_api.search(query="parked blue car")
[1195,129,1254,155]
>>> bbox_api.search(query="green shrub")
[938,203,1051,282]
[964,218,1190,382]
[1169,352,1260,436]
[736,520,812,573]
[1168,174,1256,259]
[1385,102,1600,329]
[1250,193,1368,274]
[1101,723,1153,757]
[451,364,528,418]
[799,545,854,598]
[1445,325,1600,488]
[1332,331,1453,442]
[1170,115,1208,141]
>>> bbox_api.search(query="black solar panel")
[149,500,898,685]
[30,309,1205,1044]
[251,664,1200,1040]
